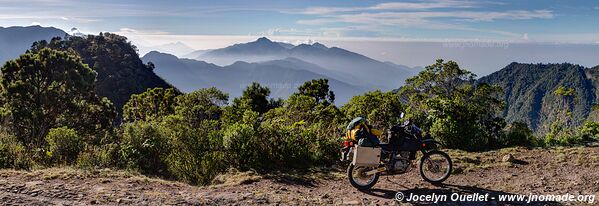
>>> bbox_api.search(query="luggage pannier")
[352,146,381,167]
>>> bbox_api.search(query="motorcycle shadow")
[360,183,562,206]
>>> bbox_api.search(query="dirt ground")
[1,146,598,205]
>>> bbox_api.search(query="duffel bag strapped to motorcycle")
[352,146,381,167]
[346,117,366,141]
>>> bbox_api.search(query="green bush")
[541,121,589,146]
[45,127,84,164]
[0,131,32,169]
[223,111,336,171]
[223,121,260,170]
[579,121,599,141]
[160,115,226,185]
[76,143,120,169]
[120,121,168,175]
[500,122,534,147]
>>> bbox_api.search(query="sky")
[1,0,599,75]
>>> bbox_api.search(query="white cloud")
[30,21,41,26]
[294,1,554,39]
[299,0,477,15]
[300,10,553,26]
[117,27,169,35]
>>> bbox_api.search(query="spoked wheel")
[419,150,452,184]
[347,164,379,190]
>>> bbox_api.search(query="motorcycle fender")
[365,167,386,176]
[421,139,440,149]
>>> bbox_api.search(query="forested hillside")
[29,33,176,116]
[479,63,598,134]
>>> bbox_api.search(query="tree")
[400,59,506,151]
[342,90,404,129]
[553,86,576,127]
[0,48,115,147]
[297,79,335,105]
[122,88,178,122]
[232,82,280,114]
[175,87,228,127]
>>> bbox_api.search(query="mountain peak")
[311,42,328,50]
[256,37,272,43]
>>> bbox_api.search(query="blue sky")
[1,0,598,43]
[1,0,598,74]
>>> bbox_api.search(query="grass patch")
[447,148,519,173]
[554,153,567,163]
[211,168,263,187]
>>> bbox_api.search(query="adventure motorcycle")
[341,113,452,190]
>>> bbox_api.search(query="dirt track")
[1,146,598,205]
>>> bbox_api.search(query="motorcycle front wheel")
[419,150,452,184]
[347,164,379,190]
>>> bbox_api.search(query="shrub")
[500,122,534,147]
[0,131,32,169]
[76,143,120,169]
[45,127,84,164]
[160,115,226,185]
[579,121,599,141]
[120,121,168,175]
[543,122,582,146]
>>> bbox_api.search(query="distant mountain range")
[142,51,368,103]
[0,26,66,64]
[137,42,195,57]
[184,37,418,90]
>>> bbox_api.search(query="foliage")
[233,82,280,114]
[400,59,507,151]
[120,88,231,184]
[579,121,599,140]
[123,88,178,122]
[500,122,535,147]
[45,127,84,164]
[479,63,594,135]
[0,130,32,169]
[543,122,580,146]
[175,87,228,127]
[341,90,404,129]
[160,115,226,185]
[297,79,335,105]
[76,143,120,169]
[120,121,168,175]
[30,33,176,117]
[0,48,114,147]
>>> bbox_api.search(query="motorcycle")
[341,113,452,190]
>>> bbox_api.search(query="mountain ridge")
[479,62,598,134]
[193,37,417,90]
[142,51,370,104]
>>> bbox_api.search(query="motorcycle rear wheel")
[347,164,379,190]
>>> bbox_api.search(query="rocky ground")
[1,146,598,205]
